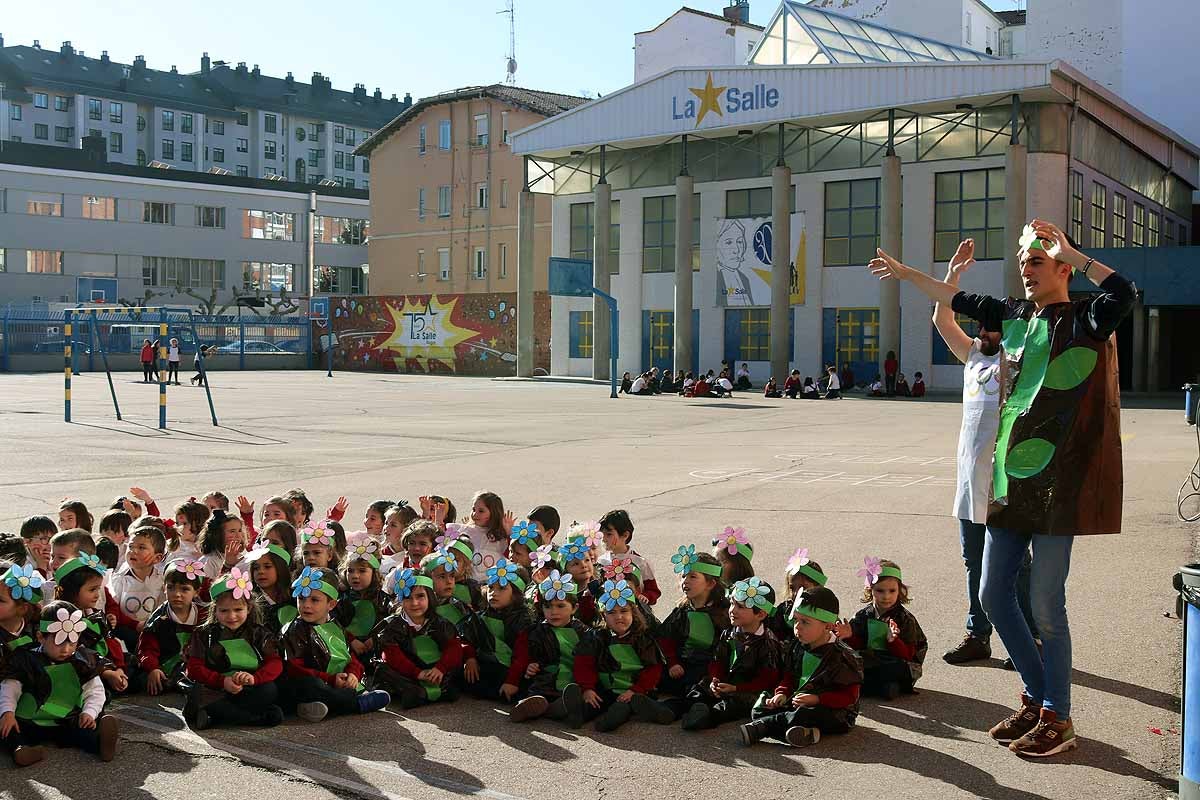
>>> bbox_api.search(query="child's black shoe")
[257,706,285,727]
[879,682,902,700]
[97,715,119,762]
[399,687,425,709]
[191,708,210,731]
[738,719,769,746]
[511,695,549,722]
[296,701,329,722]
[784,726,821,747]
[561,683,584,729]
[593,701,632,733]
[630,694,675,725]
[357,690,391,714]
[680,702,713,731]
[12,745,45,768]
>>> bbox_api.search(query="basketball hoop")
[309,311,328,329]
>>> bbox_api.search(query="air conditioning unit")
[207,166,232,175]
[147,160,172,169]
[266,174,285,181]
[317,178,337,187]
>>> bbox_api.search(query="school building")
[508,2,1199,392]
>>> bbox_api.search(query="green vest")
[453,583,472,605]
[84,619,108,658]
[482,615,512,667]
[598,643,642,692]
[545,626,580,691]
[411,634,443,701]
[219,637,261,676]
[685,611,715,654]
[15,663,83,727]
[277,605,298,629]
[437,602,465,627]
[348,599,378,639]
[866,618,890,652]
[160,630,192,676]
[6,635,33,652]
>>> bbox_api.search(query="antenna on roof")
[500,0,517,85]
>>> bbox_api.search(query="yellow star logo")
[689,72,726,127]
[377,296,480,364]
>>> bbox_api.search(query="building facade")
[356,85,586,296]
[0,36,409,187]
[510,2,1198,393]
[634,3,764,82]
[0,140,369,313]
[806,0,1011,56]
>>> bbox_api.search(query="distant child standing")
[836,558,927,699]
[167,338,181,385]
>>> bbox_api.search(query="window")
[345,129,356,147]
[417,249,426,282]
[344,155,355,173]
[308,122,320,141]
[196,206,225,228]
[81,196,116,221]
[26,193,63,216]
[181,113,193,134]
[1181,225,1190,246]
[89,128,102,140]
[473,114,489,147]
[1148,210,1160,246]
[264,113,277,133]
[313,216,369,245]
[162,110,174,131]
[54,95,70,112]
[237,138,248,153]
[0,249,4,272]
[642,194,700,272]
[499,242,508,278]
[54,126,72,143]
[264,140,276,160]
[934,168,1005,261]
[1132,202,1146,246]
[438,119,451,150]
[34,124,48,140]
[438,247,451,280]
[824,178,880,266]
[345,179,355,189]
[1090,183,1106,248]
[27,250,63,274]
[334,152,344,169]
[142,201,175,224]
[213,147,225,163]
[236,165,248,177]
[1165,218,1176,247]
[726,187,775,218]
[569,201,621,272]
[34,92,47,109]
[237,111,248,126]
[569,311,594,358]
[1069,171,1084,243]
[143,256,226,289]
[161,139,175,159]
[243,210,296,240]
[137,149,147,166]
[500,178,509,208]
[476,182,488,209]
[212,119,224,135]
[932,313,980,365]
[110,132,123,153]
[473,247,487,279]
[334,125,344,144]
[315,265,366,294]
[418,188,426,220]
[501,111,509,144]
[181,142,193,162]
[965,11,973,43]
[137,115,146,131]
[361,158,369,174]
[88,98,102,120]
[1112,193,1127,247]
[242,261,294,292]
[418,125,427,154]
[307,148,322,167]
[727,308,771,361]
[9,104,20,121]
[438,185,451,217]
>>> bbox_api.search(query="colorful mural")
[326,292,550,376]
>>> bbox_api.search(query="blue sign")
[310,297,330,320]
[751,222,773,266]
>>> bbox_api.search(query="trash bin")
[1182,564,1200,800]
[1186,384,1198,426]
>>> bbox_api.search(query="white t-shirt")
[954,339,1001,523]
[630,376,647,393]
[717,377,733,391]
[168,344,180,363]
[458,523,509,575]
[827,373,841,391]
[106,562,165,623]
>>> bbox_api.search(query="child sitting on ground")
[0,560,44,657]
[54,555,129,694]
[741,586,863,748]
[97,510,133,568]
[168,501,209,567]
[460,559,534,701]
[769,548,828,642]
[508,569,591,723]
[106,525,167,630]
[137,560,203,696]
[657,547,729,711]
[596,510,660,605]
[418,549,476,629]
[200,510,248,580]
[19,516,56,582]
[335,539,389,660]
[835,558,927,699]
[248,543,297,634]
[372,568,464,708]
[560,538,599,627]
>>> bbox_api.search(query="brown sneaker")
[942,634,992,665]
[1009,709,1077,757]
[13,745,46,767]
[97,714,119,762]
[988,696,1040,744]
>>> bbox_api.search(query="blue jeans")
[959,519,1038,639]
[980,527,1075,718]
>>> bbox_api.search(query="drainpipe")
[308,191,317,300]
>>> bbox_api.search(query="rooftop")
[635,6,766,35]
[994,10,1028,26]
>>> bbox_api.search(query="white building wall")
[634,11,761,81]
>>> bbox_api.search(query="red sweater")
[380,637,464,678]
[572,654,662,695]
[842,633,917,663]
[707,656,780,695]
[772,673,861,710]
[187,652,282,691]
[284,649,364,685]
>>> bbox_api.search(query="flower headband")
[670,544,722,577]
[165,559,206,583]
[301,520,335,548]
[730,577,775,616]
[713,526,753,561]
[392,567,434,600]
[423,548,458,575]
[246,543,293,567]
[41,606,86,644]
[601,557,641,585]
[486,558,526,592]
[346,538,381,570]
[509,521,540,549]
[3,563,44,603]
[786,547,828,586]
[1017,223,1051,255]
[538,569,577,601]
[600,579,636,611]
[569,520,602,549]
[211,567,254,601]
[857,556,902,588]
[291,566,340,600]
[559,537,590,564]
[54,553,107,584]
[530,544,559,571]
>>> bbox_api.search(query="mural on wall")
[327,292,550,376]
[712,212,807,307]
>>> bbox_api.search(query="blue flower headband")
[423,548,458,576]
[559,537,590,564]
[509,520,540,549]
[54,553,107,584]
[291,566,340,601]
[729,577,775,616]
[2,563,44,603]
[486,558,526,592]
[600,578,636,611]
[392,567,435,600]
[537,569,577,601]
[670,544,723,577]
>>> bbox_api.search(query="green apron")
[348,599,378,639]
[85,619,108,658]
[437,602,465,627]
[411,634,443,701]
[753,651,822,713]
[277,605,298,629]
[482,615,512,667]
[15,663,83,727]
[314,622,352,676]
[866,618,890,652]
[598,643,642,692]
[543,627,580,691]
[219,637,261,675]
[6,635,33,651]
[453,583,472,605]
[160,631,192,676]
[685,611,715,654]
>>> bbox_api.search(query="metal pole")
[158,310,168,429]
[64,310,72,422]
[326,314,333,378]
[189,310,219,426]
[238,302,245,371]
[91,317,121,421]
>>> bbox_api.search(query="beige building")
[356,85,586,295]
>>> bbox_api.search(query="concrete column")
[769,165,792,381]
[1147,307,1161,391]
[1131,294,1147,392]
[0,84,8,143]
[592,180,612,380]
[195,112,205,173]
[74,93,86,148]
[1004,143,1029,299]
[674,173,695,376]
[324,119,335,181]
[516,186,536,377]
[878,154,902,379]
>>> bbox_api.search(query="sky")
[1,0,1026,101]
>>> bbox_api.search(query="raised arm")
[869,249,960,307]
[932,239,978,365]
[1030,219,1134,338]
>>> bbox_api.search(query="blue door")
[821,307,879,388]
[641,310,699,374]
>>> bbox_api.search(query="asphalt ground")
[0,370,1195,800]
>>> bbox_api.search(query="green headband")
[210,567,255,602]
[879,566,903,582]
[691,562,723,578]
[54,554,106,584]
[249,544,293,566]
[292,567,340,601]
[447,539,474,563]
[792,603,838,624]
[796,564,828,587]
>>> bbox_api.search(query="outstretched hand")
[868,249,911,282]
[946,239,975,284]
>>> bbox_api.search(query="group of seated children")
[868,371,926,398]
[0,488,927,767]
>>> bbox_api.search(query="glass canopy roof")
[749,1,995,65]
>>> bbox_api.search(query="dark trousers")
[1,716,105,754]
[750,703,852,739]
[277,675,360,717]
[459,658,512,701]
[681,687,755,727]
[735,376,752,390]
[959,519,1037,639]
[167,362,180,383]
[141,362,155,382]
[190,682,279,726]
[862,658,914,696]
[371,665,456,706]
[885,374,896,395]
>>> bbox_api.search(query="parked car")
[34,340,91,354]
[214,340,287,354]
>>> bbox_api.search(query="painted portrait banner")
[713,212,806,307]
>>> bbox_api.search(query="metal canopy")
[749,1,994,66]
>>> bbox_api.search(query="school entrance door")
[822,307,879,388]
[642,310,699,375]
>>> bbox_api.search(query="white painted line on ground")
[902,476,935,488]
[803,472,847,484]
[852,474,888,485]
